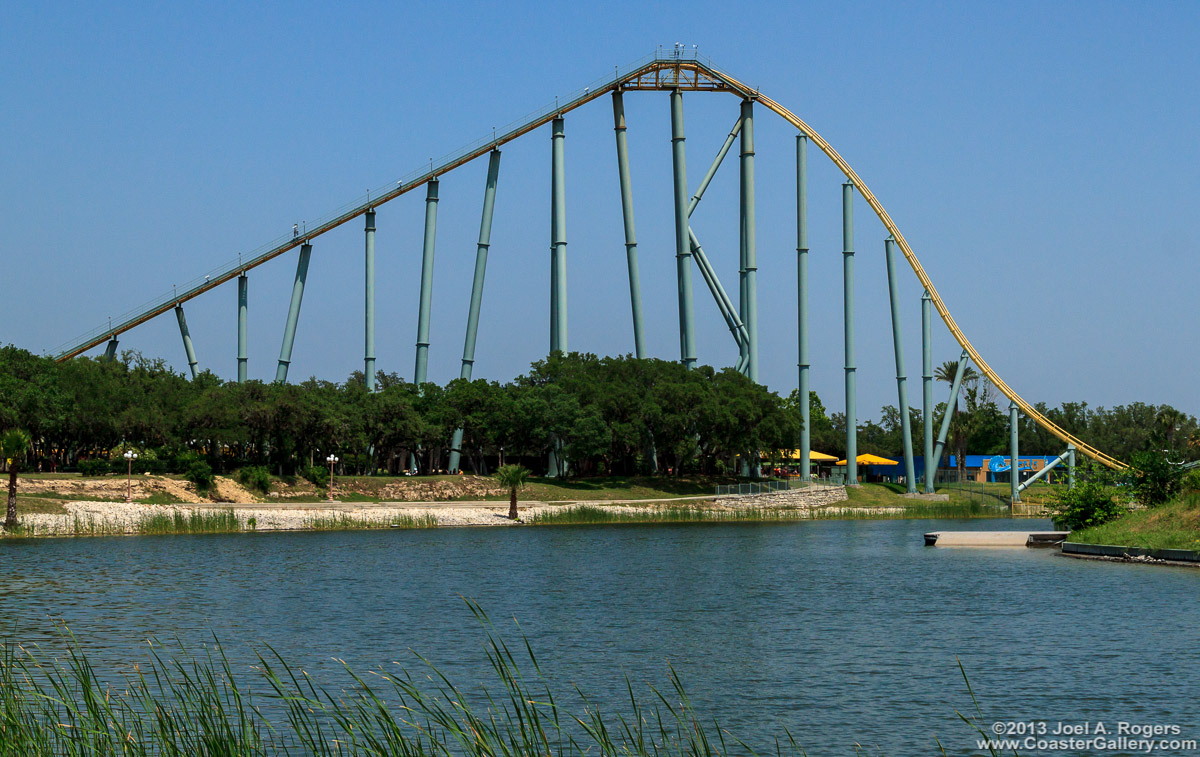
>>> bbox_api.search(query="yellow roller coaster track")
[53,55,1124,468]
[711,68,1125,470]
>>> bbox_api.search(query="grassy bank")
[529,492,1012,527]
[845,484,1014,518]
[301,512,439,530]
[6,509,441,538]
[529,504,811,525]
[0,610,1000,755]
[822,501,1003,520]
[1069,493,1200,551]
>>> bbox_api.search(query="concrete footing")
[1062,541,1200,564]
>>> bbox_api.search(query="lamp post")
[124,449,138,503]
[326,454,339,502]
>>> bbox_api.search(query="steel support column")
[548,118,567,477]
[413,181,439,386]
[1010,401,1021,503]
[449,149,502,474]
[550,143,559,355]
[689,230,747,353]
[842,181,857,485]
[275,242,312,383]
[175,304,198,379]
[550,118,568,354]
[669,89,696,369]
[103,337,119,362]
[1067,444,1076,488]
[885,236,916,493]
[237,274,248,383]
[364,209,376,391]
[796,133,811,481]
[1018,448,1070,493]
[932,349,970,469]
[922,291,934,492]
[689,118,741,213]
[740,99,758,383]
[612,92,645,358]
[680,115,747,362]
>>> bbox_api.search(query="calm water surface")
[1,518,1197,754]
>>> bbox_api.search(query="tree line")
[0,345,1192,477]
[0,347,798,477]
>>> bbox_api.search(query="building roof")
[774,449,838,462]
[836,453,899,466]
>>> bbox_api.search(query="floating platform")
[924,531,1069,547]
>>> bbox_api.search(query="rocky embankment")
[715,485,849,509]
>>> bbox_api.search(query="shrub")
[77,459,109,477]
[1124,450,1185,507]
[172,451,202,475]
[140,458,167,475]
[1051,477,1125,531]
[1183,468,1200,494]
[184,460,215,496]
[235,465,272,495]
[302,465,329,489]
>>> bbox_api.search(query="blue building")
[865,455,1067,485]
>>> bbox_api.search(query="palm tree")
[1,429,32,530]
[495,464,530,520]
[934,360,979,481]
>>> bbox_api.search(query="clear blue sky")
[2,1,1198,417]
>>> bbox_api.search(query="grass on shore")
[4,509,440,537]
[302,512,439,530]
[529,504,811,525]
[817,501,1001,520]
[138,510,243,535]
[6,510,248,537]
[1069,493,1200,551]
[0,605,1004,755]
[530,493,1009,527]
[846,484,1013,518]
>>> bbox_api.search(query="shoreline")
[4,485,1048,539]
[2,486,884,537]
[1,492,1047,539]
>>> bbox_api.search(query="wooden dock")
[923,531,1069,547]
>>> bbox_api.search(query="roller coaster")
[48,48,1122,500]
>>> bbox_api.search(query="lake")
[1,518,1196,753]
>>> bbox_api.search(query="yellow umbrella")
[772,449,838,462]
[835,453,899,466]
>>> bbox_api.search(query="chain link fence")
[715,477,843,496]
